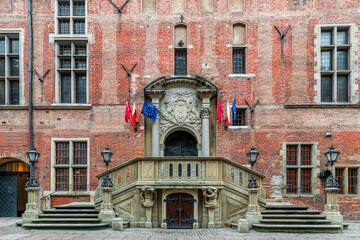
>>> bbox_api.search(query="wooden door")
[165,193,195,229]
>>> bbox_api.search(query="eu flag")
[232,97,236,121]
[141,100,157,121]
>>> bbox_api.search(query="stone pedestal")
[207,207,215,228]
[98,187,115,225]
[323,188,343,226]
[245,188,262,228]
[112,217,124,231]
[145,206,152,228]
[238,218,249,233]
[22,187,42,224]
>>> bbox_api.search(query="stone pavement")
[0,218,359,240]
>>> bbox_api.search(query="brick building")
[0,0,359,227]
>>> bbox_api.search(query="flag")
[232,97,236,121]
[131,102,136,126]
[141,100,157,121]
[226,100,230,126]
[125,98,131,122]
[217,98,222,123]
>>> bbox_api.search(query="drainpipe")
[28,0,34,149]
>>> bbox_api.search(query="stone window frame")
[314,24,359,104]
[335,166,360,195]
[50,138,90,193]
[55,0,88,36]
[227,104,249,129]
[173,24,188,76]
[280,142,320,197]
[0,29,25,106]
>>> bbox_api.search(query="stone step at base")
[39,213,99,218]
[43,209,100,214]
[31,218,101,224]
[262,214,326,219]
[252,224,343,233]
[260,219,331,225]
[266,205,308,211]
[55,203,95,209]
[22,223,109,229]
[261,210,321,215]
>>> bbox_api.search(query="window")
[335,167,359,194]
[232,108,246,126]
[0,33,21,105]
[53,140,88,191]
[174,25,187,76]
[56,42,87,103]
[232,24,246,74]
[142,0,156,13]
[57,0,86,35]
[319,26,351,103]
[286,144,313,194]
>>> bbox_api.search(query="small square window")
[73,1,85,16]
[9,39,19,54]
[59,19,70,34]
[60,45,72,55]
[321,51,332,71]
[74,20,85,34]
[233,108,246,126]
[321,30,332,45]
[337,29,348,45]
[58,1,70,16]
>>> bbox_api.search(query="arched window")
[232,23,246,74]
[174,25,187,76]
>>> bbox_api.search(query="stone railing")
[96,157,265,195]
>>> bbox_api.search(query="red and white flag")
[125,98,131,123]
[216,98,222,123]
[226,100,230,126]
[131,102,136,126]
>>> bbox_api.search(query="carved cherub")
[140,186,156,208]
[202,186,219,208]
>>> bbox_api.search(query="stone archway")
[164,130,198,156]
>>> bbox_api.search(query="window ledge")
[229,74,256,78]
[284,103,360,109]
[49,33,91,43]
[0,105,28,110]
[46,191,92,197]
[285,194,315,198]
[228,126,250,130]
[34,104,92,110]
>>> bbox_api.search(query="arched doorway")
[164,131,197,156]
[0,161,29,217]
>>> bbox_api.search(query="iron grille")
[301,145,311,165]
[174,48,187,76]
[73,168,87,191]
[335,168,344,194]
[301,168,311,193]
[287,169,297,194]
[56,142,70,164]
[286,145,297,165]
[348,168,357,194]
[233,108,245,126]
[233,48,245,74]
[59,19,70,34]
[56,168,69,191]
[74,142,87,164]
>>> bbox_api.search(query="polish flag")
[217,98,222,123]
[131,102,136,126]
[226,100,230,126]
[125,98,131,123]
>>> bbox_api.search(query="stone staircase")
[22,203,110,229]
[252,205,344,233]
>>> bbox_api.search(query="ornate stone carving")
[201,107,211,118]
[159,88,201,136]
[202,186,219,208]
[140,186,156,208]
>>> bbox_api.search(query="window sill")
[34,104,92,110]
[285,194,315,198]
[229,74,256,78]
[49,34,91,42]
[284,103,360,109]
[0,105,28,110]
[228,126,250,130]
[46,191,92,197]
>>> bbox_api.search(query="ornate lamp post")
[247,146,259,189]
[324,145,340,188]
[25,147,40,188]
[101,146,113,188]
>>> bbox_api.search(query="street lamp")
[101,146,113,188]
[25,147,40,188]
[324,145,340,188]
[247,146,259,189]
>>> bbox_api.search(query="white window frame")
[51,138,90,193]
[0,29,25,105]
[314,24,359,104]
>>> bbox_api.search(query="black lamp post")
[247,146,259,189]
[25,147,40,188]
[101,146,113,188]
[324,145,340,188]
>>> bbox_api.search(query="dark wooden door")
[164,131,197,156]
[165,193,195,229]
[0,174,17,217]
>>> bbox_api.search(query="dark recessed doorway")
[164,131,197,157]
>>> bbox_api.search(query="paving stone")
[0,234,31,240]
[18,234,54,240]
[123,235,150,240]
[47,234,80,240]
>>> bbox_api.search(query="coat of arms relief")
[159,87,202,138]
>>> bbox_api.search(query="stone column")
[202,186,219,228]
[22,187,42,224]
[140,186,156,228]
[150,96,161,157]
[323,188,343,226]
[98,187,116,225]
[245,188,262,228]
[201,100,211,157]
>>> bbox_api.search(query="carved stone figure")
[140,186,156,208]
[202,186,219,208]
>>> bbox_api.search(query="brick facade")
[0,0,360,220]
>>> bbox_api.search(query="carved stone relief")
[159,87,202,140]
[202,186,219,208]
[140,186,156,208]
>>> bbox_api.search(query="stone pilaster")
[200,98,211,157]
[245,188,262,228]
[98,187,116,225]
[151,97,160,157]
[140,186,156,228]
[323,188,343,226]
[202,186,219,228]
[22,187,42,224]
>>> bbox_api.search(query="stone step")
[39,213,99,218]
[262,214,326,219]
[22,223,109,229]
[252,224,343,233]
[260,219,332,225]
[266,205,308,211]
[55,203,95,209]
[43,209,100,214]
[31,218,101,224]
[261,210,322,215]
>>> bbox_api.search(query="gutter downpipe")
[28,0,34,150]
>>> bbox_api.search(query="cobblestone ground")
[0,218,359,240]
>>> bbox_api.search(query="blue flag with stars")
[141,100,157,121]
[232,97,236,121]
